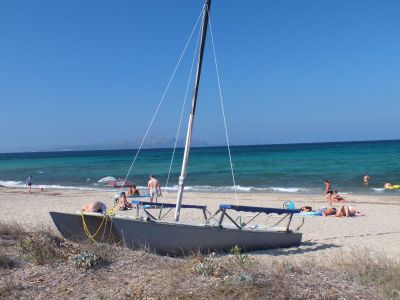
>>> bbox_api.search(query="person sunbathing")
[332,190,345,202]
[82,201,107,213]
[127,185,140,197]
[323,207,337,216]
[119,192,132,210]
[300,206,313,212]
[336,204,358,217]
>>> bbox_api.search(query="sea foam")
[0,179,354,194]
[136,185,308,193]
[0,180,101,191]
[0,180,24,187]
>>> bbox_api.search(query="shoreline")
[0,182,398,197]
[1,186,400,260]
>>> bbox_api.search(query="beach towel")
[297,211,323,217]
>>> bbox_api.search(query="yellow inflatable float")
[384,184,400,190]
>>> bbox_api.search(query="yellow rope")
[81,198,122,243]
[107,201,120,216]
[81,210,106,243]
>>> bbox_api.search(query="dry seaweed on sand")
[0,223,397,299]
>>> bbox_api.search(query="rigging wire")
[165,16,203,191]
[118,8,204,194]
[208,13,239,203]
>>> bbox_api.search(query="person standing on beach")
[323,179,333,207]
[26,175,32,193]
[363,175,370,185]
[148,175,161,203]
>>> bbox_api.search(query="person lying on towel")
[335,204,360,217]
[323,207,337,216]
[82,201,107,213]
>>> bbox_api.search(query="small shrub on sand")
[230,245,252,266]
[71,251,101,269]
[77,242,115,266]
[19,236,57,265]
[228,245,257,279]
[189,248,259,284]
[65,241,113,269]
[0,222,26,238]
[0,253,15,269]
[190,253,226,277]
[17,227,69,265]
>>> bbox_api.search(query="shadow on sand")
[318,230,400,242]
[250,241,341,256]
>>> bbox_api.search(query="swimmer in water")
[363,175,370,185]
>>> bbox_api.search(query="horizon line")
[1,138,399,155]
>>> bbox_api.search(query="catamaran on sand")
[50,0,303,255]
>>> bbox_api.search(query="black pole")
[175,0,212,221]
[191,0,211,116]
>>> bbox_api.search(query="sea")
[0,140,399,195]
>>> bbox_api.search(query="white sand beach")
[1,186,399,259]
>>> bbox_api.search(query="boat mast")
[175,0,211,222]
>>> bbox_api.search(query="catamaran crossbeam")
[133,200,211,222]
[212,204,302,232]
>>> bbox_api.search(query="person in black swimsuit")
[324,179,333,207]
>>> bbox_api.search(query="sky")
[0,0,399,152]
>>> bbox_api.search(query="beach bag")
[283,201,295,209]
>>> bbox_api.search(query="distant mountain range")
[3,137,210,153]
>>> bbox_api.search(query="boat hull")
[49,211,121,244]
[50,212,302,255]
[112,216,302,255]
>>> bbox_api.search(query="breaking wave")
[137,185,309,193]
[0,180,24,187]
[1,179,395,194]
[0,180,100,191]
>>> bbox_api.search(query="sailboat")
[50,0,302,255]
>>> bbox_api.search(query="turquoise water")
[0,140,399,195]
